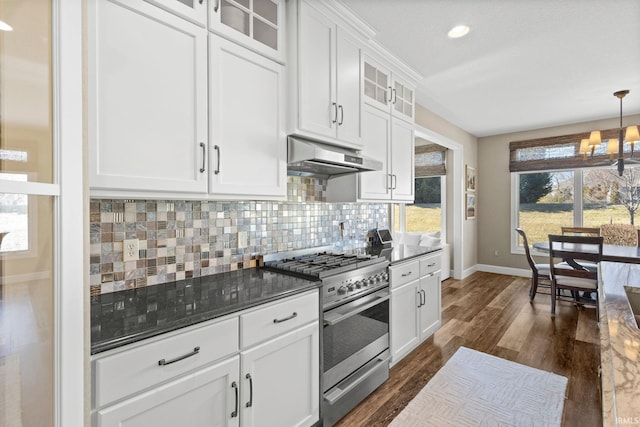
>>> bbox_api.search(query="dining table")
[532,241,640,264]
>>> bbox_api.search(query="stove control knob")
[381,272,389,281]
[368,277,375,284]
[337,286,347,295]
[347,283,355,292]
[375,275,382,282]
[355,281,362,289]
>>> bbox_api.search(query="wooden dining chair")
[516,228,552,301]
[548,234,603,317]
[600,223,638,246]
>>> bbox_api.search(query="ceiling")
[339,0,640,137]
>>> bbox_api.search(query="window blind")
[509,126,636,172]
[415,143,447,177]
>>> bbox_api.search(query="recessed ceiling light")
[0,20,13,32]
[447,25,470,39]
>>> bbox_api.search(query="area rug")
[389,347,567,427]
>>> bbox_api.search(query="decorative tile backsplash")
[90,176,389,295]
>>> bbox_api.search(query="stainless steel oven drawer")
[323,349,390,427]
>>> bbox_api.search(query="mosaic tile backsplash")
[90,176,389,295]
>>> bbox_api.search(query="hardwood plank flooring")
[334,271,602,427]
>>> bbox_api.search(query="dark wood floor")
[335,271,602,427]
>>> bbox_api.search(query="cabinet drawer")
[241,291,319,348]
[420,254,442,276]
[390,260,419,289]
[94,317,238,408]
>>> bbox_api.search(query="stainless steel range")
[263,247,391,427]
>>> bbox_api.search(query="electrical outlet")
[124,239,139,261]
[238,231,248,248]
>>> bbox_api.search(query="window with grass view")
[515,166,640,249]
[394,176,444,234]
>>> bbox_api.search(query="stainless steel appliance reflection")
[263,247,390,426]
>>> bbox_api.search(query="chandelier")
[580,90,640,176]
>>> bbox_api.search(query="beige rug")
[390,347,567,427]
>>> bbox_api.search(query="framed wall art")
[466,193,476,219]
[466,165,476,192]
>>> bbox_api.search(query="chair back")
[560,226,600,236]
[515,228,537,271]
[548,234,603,282]
[600,223,638,246]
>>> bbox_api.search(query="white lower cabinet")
[95,356,240,427]
[92,290,320,427]
[240,323,319,427]
[389,251,442,365]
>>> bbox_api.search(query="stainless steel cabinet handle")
[338,105,344,125]
[427,262,436,267]
[388,173,393,190]
[245,373,253,408]
[332,102,338,124]
[214,0,220,12]
[214,145,220,175]
[231,381,238,418]
[392,88,397,104]
[417,290,422,308]
[158,346,200,366]
[387,86,392,104]
[199,142,206,173]
[421,289,426,306]
[273,312,297,324]
[401,271,412,277]
[392,174,397,189]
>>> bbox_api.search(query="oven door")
[322,287,390,392]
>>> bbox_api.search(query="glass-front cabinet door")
[209,0,285,63]
[363,57,415,122]
[393,80,414,121]
[364,59,391,110]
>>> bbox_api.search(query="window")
[512,165,640,251]
[394,140,446,237]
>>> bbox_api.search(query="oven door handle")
[323,289,390,326]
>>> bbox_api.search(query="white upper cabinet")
[209,0,286,63]
[364,57,415,122]
[326,104,414,203]
[292,0,363,149]
[144,0,208,25]
[89,0,209,195]
[89,0,286,200]
[209,35,286,198]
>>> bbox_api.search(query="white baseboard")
[476,264,531,278]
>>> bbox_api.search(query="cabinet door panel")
[96,357,240,427]
[89,0,208,193]
[390,282,419,363]
[359,106,391,200]
[241,323,320,427]
[209,36,286,198]
[419,274,441,340]
[335,28,362,146]
[391,118,414,201]
[297,1,336,139]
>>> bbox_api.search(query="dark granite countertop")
[367,244,442,265]
[90,268,320,355]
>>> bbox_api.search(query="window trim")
[510,168,584,255]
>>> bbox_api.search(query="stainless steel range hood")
[287,136,382,178]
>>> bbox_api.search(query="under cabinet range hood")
[287,136,383,178]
